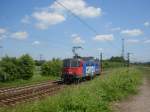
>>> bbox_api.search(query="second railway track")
[0,80,64,106]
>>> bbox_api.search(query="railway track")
[0,74,102,107]
[0,80,64,106]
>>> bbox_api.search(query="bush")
[0,68,9,82]
[41,58,62,76]
[35,60,45,66]
[41,62,51,76]
[103,60,125,69]
[0,55,35,82]
[18,54,35,80]
[110,56,125,62]
[0,56,20,82]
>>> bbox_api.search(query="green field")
[0,67,142,112]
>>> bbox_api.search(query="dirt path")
[115,72,150,112]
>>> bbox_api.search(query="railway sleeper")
[0,81,53,94]
[0,84,58,100]
[0,86,62,106]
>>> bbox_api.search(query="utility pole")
[121,38,125,67]
[100,52,103,74]
[121,38,125,59]
[39,54,43,61]
[127,52,130,67]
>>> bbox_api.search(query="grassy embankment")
[0,67,142,112]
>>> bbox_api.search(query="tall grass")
[0,68,142,112]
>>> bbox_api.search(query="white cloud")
[33,11,65,30]
[11,31,28,40]
[111,27,121,31]
[0,28,7,34]
[0,28,8,40]
[21,15,30,24]
[121,29,143,37]
[97,48,103,51]
[144,39,150,44]
[72,34,85,44]
[0,35,7,40]
[32,41,40,45]
[28,0,101,30]
[127,39,140,44]
[93,34,114,41]
[71,34,78,37]
[51,0,101,18]
[144,21,150,27]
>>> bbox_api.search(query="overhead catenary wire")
[18,0,122,58]
[54,0,121,51]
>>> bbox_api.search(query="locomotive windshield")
[63,59,80,67]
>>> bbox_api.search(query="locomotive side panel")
[83,61,96,77]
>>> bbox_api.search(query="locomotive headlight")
[69,71,72,74]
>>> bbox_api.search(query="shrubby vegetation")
[18,55,35,80]
[0,57,19,81]
[102,56,127,69]
[0,55,62,83]
[0,68,142,112]
[34,60,45,66]
[41,58,62,77]
[110,56,125,62]
[0,54,35,82]
[103,60,125,68]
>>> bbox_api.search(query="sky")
[0,0,150,62]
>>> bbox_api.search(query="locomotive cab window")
[71,60,80,67]
[63,59,80,67]
[63,60,71,67]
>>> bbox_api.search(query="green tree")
[110,56,125,62]
[51,58,63,76]
[41,61,51,76]
[34,60,45,66]
[41,58,62,77]
[0,68,9,82]
[18,54,35,80]
[0,56,19,81]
